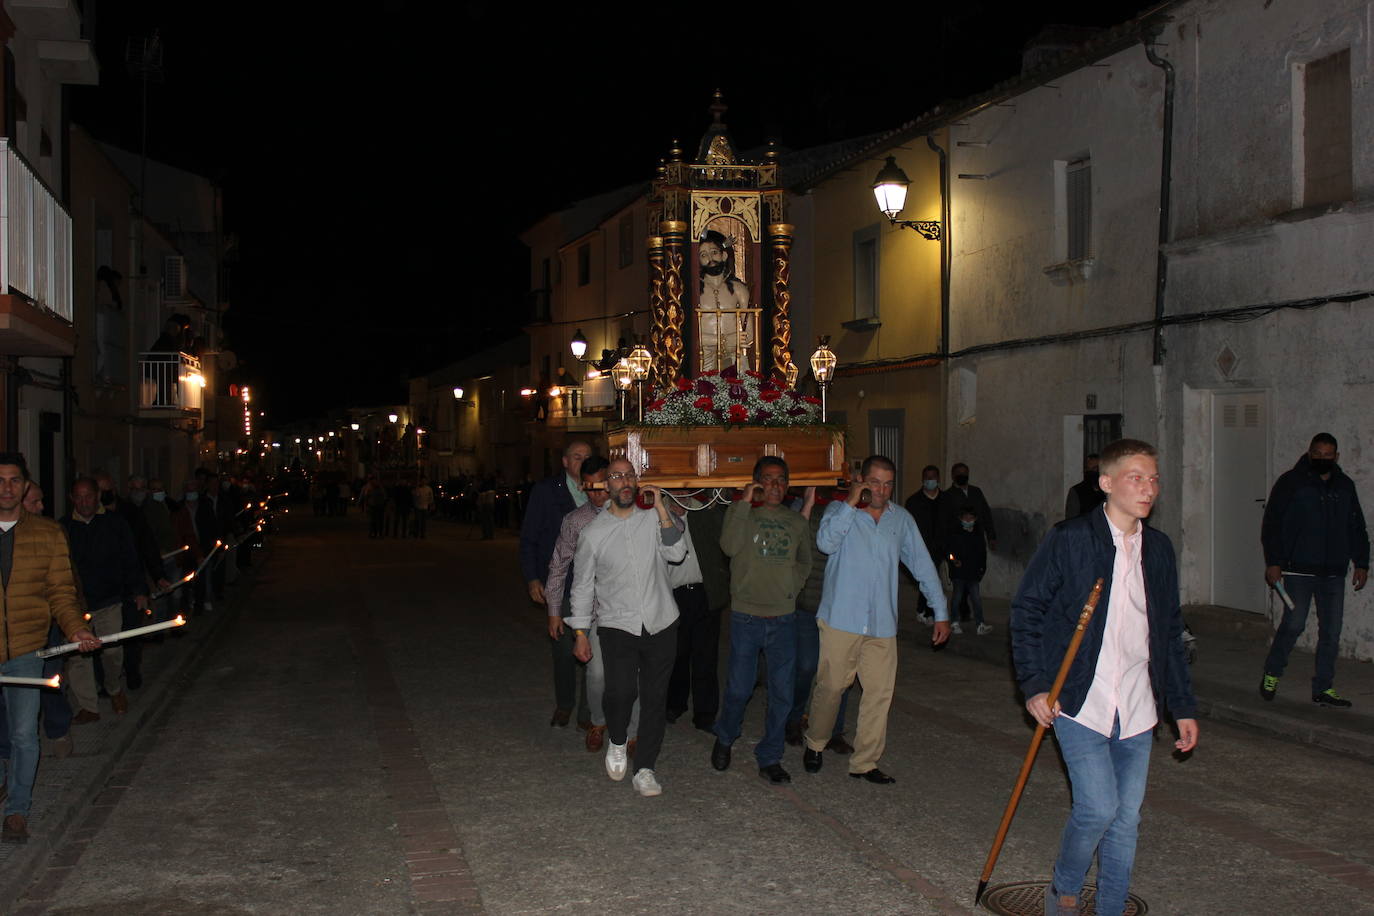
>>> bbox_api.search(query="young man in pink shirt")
[1011,439,1198,916]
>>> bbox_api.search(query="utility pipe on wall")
[1144,33,1175,366]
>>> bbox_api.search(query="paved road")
[20,515,1374,914]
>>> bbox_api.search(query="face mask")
[100,490,115,506]
[953,474,970,487]
[1310,458,1335,475]
[152,491,166,502]
[221,480,231,490]
[184,492,199,502]
[1085,469,1099,483]
[129,490,147,506]
[960,520,976,532]
[922,479,939,492]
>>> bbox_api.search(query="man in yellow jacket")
[0,454,99,842]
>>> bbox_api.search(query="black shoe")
[850,768,896,784]
[665,708,685,724]
[693,718,716,734]
[711,740,731,771]
[759,763,791,784]
[802,747,822,773]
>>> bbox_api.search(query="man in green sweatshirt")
[711,457,812,784]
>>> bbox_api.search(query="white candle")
[161,545,190,560]
[0,675,60,687]
[194,542,222,575]
[149,571,195,600]
[37,616,188,659]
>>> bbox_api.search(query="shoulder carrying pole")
[975,578,1104,906]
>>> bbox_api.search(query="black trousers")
[600,621,678,772]
[666,585,719,728]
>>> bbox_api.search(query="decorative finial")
[668,139,684,162]
[764,139,779,162]
[709,89,727,125]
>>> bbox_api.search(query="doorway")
[1211,390,1269,612]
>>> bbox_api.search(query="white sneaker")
[977,623,993,636]
[917,613,934,627]
[950,621,963,635]
[605,742,628,781]
[632,768,662,797]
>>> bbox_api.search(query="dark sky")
[70,1,1151,422]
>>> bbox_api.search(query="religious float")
[605,94,846,491]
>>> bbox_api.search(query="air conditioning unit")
[162,256,187,300]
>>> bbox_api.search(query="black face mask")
[1310,458,1336,475]
[1085,469,1099,484]
[953,474,969,487]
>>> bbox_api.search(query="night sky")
[69,0,1151,422]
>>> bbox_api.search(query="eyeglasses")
[606,472,637,484]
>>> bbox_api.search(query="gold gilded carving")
[660,221,687,388]
[705,134,736,165]
[691,193,760,243]
[768,223,796,384]
[647,236,667,387]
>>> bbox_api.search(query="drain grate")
[980,881,1147,915]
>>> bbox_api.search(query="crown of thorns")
[698,230,736,250]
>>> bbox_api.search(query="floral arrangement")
[641,365,823,428]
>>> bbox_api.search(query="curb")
[0,544,272,913]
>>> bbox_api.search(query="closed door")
[1211,391,1269,612]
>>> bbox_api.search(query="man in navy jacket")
[1260,433,1369,707]
[1011,439,1197,916]
[518,440,593,727]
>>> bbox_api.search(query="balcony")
[137,352,204,418]
[0,139,74,356]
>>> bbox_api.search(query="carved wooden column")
[767,222,796,385]
[659,219,687,388]
[647,233,667,390]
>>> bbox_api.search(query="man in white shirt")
[568,459,683,797]
[1011,439,1198,916]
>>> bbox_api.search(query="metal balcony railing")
[0,139,72,321]
[138,351,204,413]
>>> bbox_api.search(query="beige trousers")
[804,618,897,774]
[67,602,124,713]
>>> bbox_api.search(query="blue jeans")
[951,580,984,625]
[1051,715,1152,916]
[791,609,847,736]
[1,652,45,817]
[715,611,796,767]
[1264,574,1344,694]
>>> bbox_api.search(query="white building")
[946,0,1374,660]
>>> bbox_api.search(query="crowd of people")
[0,454,267,845]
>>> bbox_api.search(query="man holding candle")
[0,454,98,842]
[61,478,149,723]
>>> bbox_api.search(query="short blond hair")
[1099,438,1157,473]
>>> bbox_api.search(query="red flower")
[700,370,719,377]
[693,396,713,409]
[802,396,822,405]
[696,379,717,396]
[727,404,749,422]
[647,399,667,412]
[721,365,740,380]
[675,376,693,392]
[729,384,747,402]
[758,388,783,402]
[745,370,763,380]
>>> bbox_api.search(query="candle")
[149,571,195,601]
[161,545,190,560]
[194,542,222,576]
[37,616,188,659]
[0,675,61,688]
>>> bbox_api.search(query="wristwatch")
[573,629,587,638]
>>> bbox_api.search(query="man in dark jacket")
[61,478,149,722]
[1260,433,1369,707]
[944,462,996,622]
[1064,453,1106,519]
[904,465,947,626]
[1011,438,1197,916]
[518,440,593,727]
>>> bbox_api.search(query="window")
[1083,414,1122,459]
[1299,49,1352,207]
[868,409,905,496]
[1065,158,1091,260]
[618,214,634,269]
[847,224,880,328]
[576,243,591,286]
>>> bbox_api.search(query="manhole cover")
[980,881,1147,915]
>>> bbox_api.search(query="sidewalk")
[897,578,1374,761]
[0,543,270,913]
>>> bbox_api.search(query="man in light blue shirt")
[802,455,949,784]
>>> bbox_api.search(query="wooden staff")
[975,578,1104,906]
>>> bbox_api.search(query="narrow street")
[18,514,1374,915]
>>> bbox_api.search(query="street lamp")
[569,329,588,361]
[388,413,398,424]
[873,155,941,240]
[810,335,837,422]
[452,386,464,400]
[351,423,360,431]
[627,341,653,423]
[612,357,634,421]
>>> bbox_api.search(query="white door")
[1211,391,1269,612]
